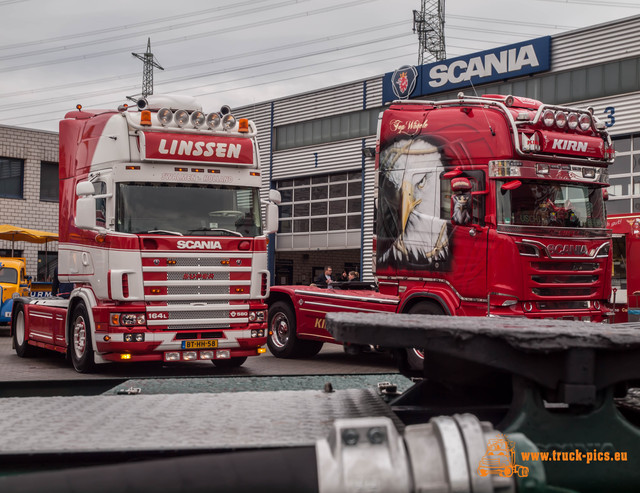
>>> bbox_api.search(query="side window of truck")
[94,181,107,228]
[439,170,486,226]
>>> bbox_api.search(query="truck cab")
[0,258,29,323]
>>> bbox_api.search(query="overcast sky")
[1,0,639,132]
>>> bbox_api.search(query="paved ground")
[0,326,399,382]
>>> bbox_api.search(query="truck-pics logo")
[183,273,215,280]
[177,240,222,250]
[477,435,529,478]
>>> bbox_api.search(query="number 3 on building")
[604,107,615,128]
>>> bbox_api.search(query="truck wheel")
[69,303,95,373]
[13,305,35,357]
[212,356,247,368]
[268,301,323,359]
[396,301,445,374]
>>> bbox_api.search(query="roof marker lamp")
[542,109,555,127]
[190,111,206,128]
[174,109,189,128]
[205,112,221,129]
[157,108,173,126]
[238,118,249,133]
[140,110,152,126]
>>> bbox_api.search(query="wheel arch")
[399,292,452,315]
[9,297,29,338]
[66,288,99,352]
[266,290,296,311]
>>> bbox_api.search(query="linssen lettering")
[157,139,242,159]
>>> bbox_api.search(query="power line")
[0,31,413,112]
[0,0,308,61]
[0,0,378,72]
[0,0,273,52]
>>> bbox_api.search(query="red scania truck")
[607,213,640,323]
[267,94,614,364]
[11,95,280,372]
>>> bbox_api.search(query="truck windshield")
[0,267,18,284]
[496,180,606,228]
[116,183,262,237]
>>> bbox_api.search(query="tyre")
[267,301,323,358]
[396,301,445,374]
[212,356,247,368]
[13,304,35,357]
[69,303,95,373]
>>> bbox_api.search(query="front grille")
[531,262,599,272]
[168,310,229,320]
[527,258,602,299]
[167,285,230,296]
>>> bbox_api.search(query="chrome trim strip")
[292,289,399,305]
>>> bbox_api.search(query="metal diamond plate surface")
[0,388,403,454]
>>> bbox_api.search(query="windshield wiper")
[138,229,184,236]
[187,228,243,237]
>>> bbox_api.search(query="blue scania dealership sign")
[383,36,551,103]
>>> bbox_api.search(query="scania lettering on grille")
[547,244,588,256]
[177,240,222,249]
[183,273,215,280]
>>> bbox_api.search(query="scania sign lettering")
[177,240,222,250]
[382,36,550,103]
[547,244,588,256]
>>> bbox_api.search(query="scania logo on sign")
[547,244,588,256]
[177,240,222,250]
[391,65,418,100]
[382,36,550,103]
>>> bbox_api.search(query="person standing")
[314,266,334,288]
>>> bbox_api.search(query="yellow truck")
[0,258,30,324]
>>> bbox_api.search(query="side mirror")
[75,196,97,230]
[264,203,279,235]
[269,189,281,205]
[76,181,95,196]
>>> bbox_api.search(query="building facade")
[3,15,640,284]
[0,124,59,280]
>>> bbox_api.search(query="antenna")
[413,0,446,66]
[129,38,164,100]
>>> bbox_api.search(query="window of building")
[40,161,59,202]
[38,251,57,282]
[276,171,362,235]
[0,157,24,199]
[274,108,380,151]
[0,249,23,257]
[605,134,640,215]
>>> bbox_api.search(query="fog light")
[165,352,180,361]
[216,349,231,359]
[124,333,133,342]
[135,333,145,342]
[183,351,197,361]
[200,350,214,360]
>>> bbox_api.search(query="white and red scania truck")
[11,95,280,372]
[267,94,614,367]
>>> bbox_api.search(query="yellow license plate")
[182,340,218,349]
